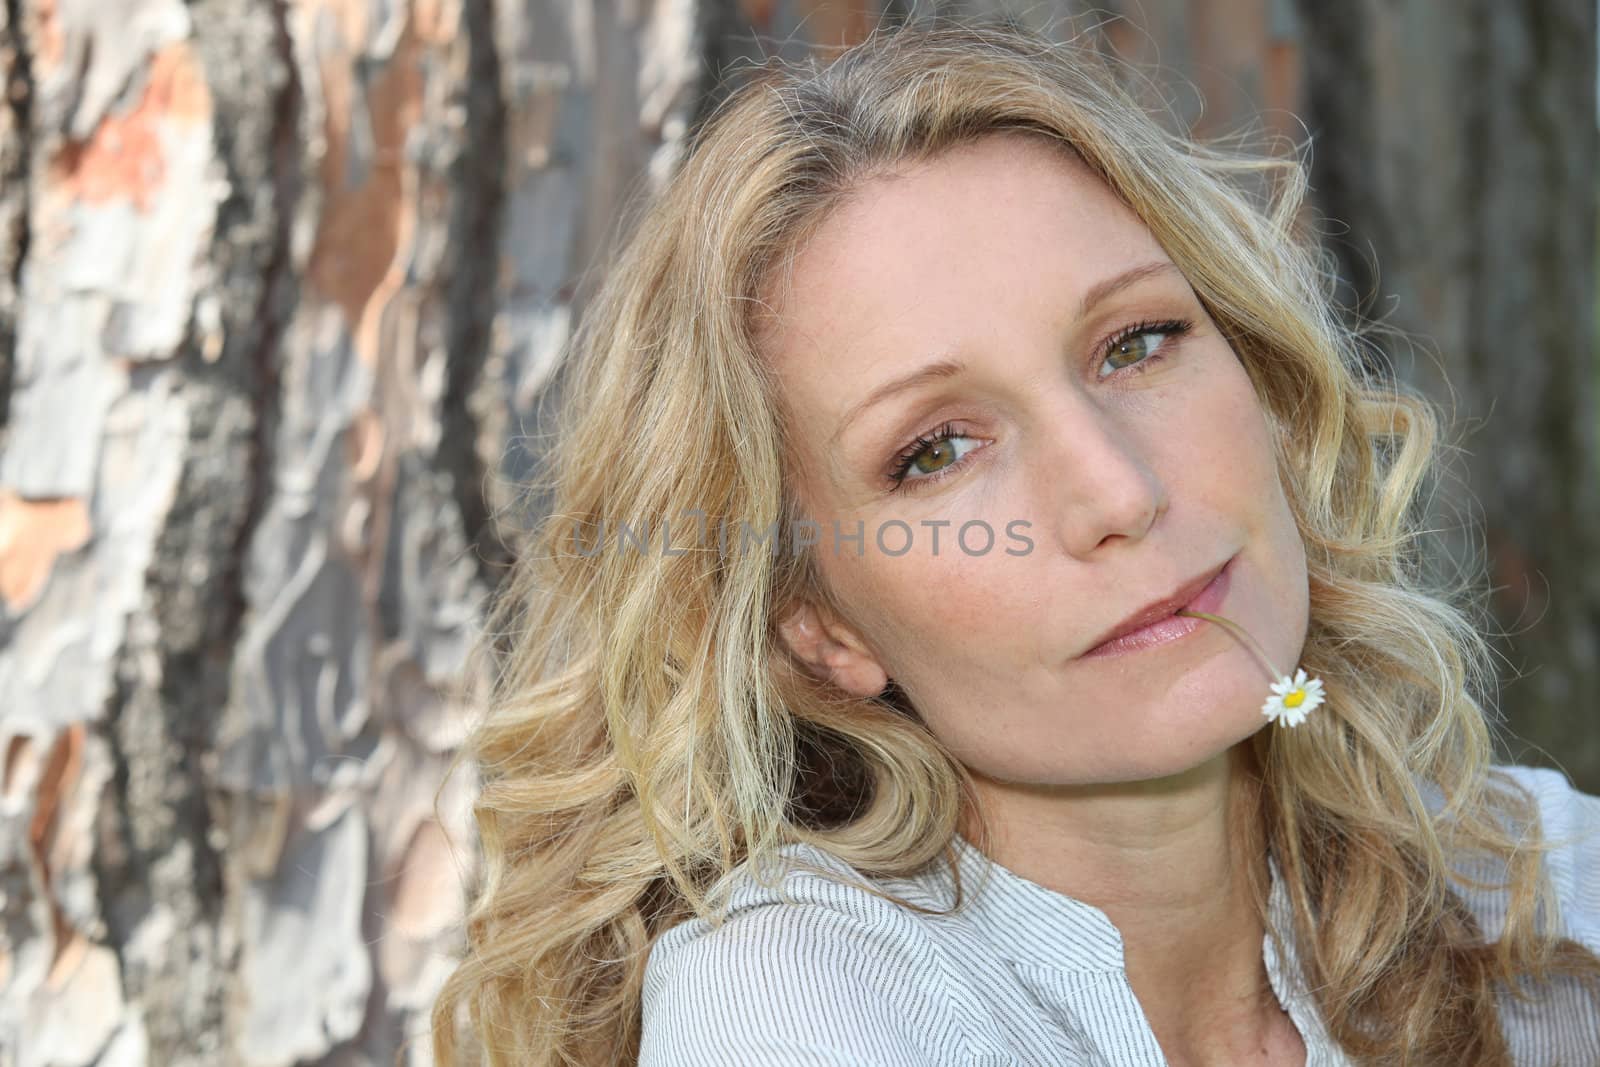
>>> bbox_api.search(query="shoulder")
[639,843,990,1066]
[1477,765,1600,1059]
[1487,764,1600,945]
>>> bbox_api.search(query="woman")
[429,18,1600,1067]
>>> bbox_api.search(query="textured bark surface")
[1296,0,1600,789]
[0,1,1592,1064]
[0,1,702,1064]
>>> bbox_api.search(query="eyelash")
[885,317,1195,493]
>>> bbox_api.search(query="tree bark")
[0,1,703,1063]
[1296,0,1600,791]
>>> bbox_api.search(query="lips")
[1081,557,1232,657]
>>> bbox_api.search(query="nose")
[1039,389,1168,558]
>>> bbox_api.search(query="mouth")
[1080,554,1236,659]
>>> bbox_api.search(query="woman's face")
[761,131,1310,787]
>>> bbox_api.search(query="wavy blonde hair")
[429,15,1600,1066]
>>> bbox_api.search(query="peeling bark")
[0,0,32,436]
[0,0,704,1063]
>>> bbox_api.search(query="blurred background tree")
[0,1,1593,1064]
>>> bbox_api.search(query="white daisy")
[1261,668,1325,728]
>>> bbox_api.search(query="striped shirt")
[638,764,1600,1065]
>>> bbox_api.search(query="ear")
[773,598,890,699]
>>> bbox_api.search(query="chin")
[954,689,1271,788]
[1092,717,1264,785]
[974,732,1252,791]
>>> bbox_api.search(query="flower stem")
[1174,609,1283,681]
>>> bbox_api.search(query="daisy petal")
[1261,669,1327,728]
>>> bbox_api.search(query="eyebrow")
[832,260,1186,438]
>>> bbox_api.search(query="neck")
[964,744,1296,1065]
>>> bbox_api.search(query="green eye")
[1107,332,1159,369]
[1096,318,1194,379]
[888,421,982,491]
[912,437,963,475]
[1100,328,1170,377]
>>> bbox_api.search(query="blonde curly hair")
[429,15,1600,1066]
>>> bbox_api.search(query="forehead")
[754,132,1173,401]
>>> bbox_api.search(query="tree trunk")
[0,1,703,1063]
[1296,0,1600,790]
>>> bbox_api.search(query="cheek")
[1225,378,1302,541]
[1182,360,1284,504]
[1214,373,1312,659]
[821,540,1037,680]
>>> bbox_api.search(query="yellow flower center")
[1284,690,1305,708]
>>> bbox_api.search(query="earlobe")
[773,600,890,698]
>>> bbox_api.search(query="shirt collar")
[776,834,1314,990]
[926,833,1313,983]
[907,831,1130,971]
[866,835,1344,1061]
